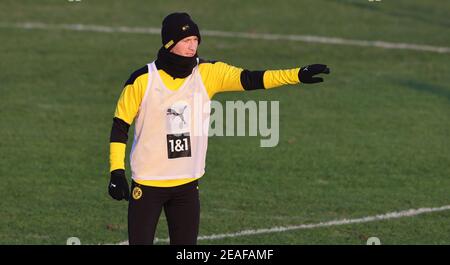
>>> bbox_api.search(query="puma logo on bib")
[166,101,192,159]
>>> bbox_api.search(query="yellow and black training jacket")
[110,59,301,187]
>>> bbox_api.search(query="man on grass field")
[108,12,330,245]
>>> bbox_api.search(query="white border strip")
[1,22,449,54]
[115,204,450,244]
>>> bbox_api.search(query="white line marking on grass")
[115,204,450,244]
[1,22,450,54]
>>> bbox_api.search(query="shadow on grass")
[396,79,450,102]
[333,0,450,29]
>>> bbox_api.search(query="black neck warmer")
[155,47,198,79]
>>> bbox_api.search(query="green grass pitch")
[0,0,449,244]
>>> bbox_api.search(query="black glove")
[298,64,330,84]
[108,169,130,201]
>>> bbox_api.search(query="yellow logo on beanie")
[182,25,190,31]
[164,40,174,49]
[132,186,142,200]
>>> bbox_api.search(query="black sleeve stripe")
[124,65,148,87]
[110,117,130,143]
[199,58,218,64]
[240,70,266,90]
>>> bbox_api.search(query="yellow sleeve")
[199,61,245,98]
[263,68,300,89]
[199,61,301,97]
[114,73,148,125]
[109,68,148,172]
[110,142,126,172]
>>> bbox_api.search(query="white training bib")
[130,61,211,180]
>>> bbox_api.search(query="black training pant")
[128,180,200,245]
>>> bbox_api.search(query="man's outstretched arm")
[198,60,330,97]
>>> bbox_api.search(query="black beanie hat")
[161,12,201,50]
